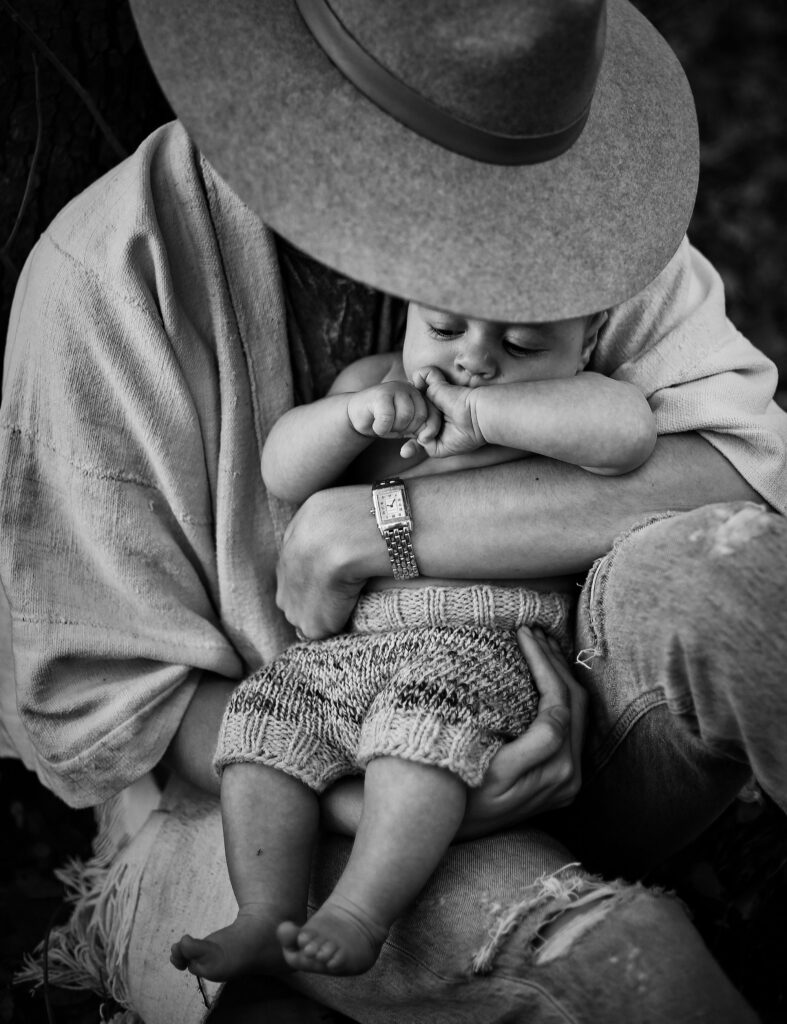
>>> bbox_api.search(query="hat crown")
[327,0,606,137]
[130,0,699,320]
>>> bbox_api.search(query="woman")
[2,1,785,1021]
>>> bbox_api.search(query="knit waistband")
[350,584,573,645]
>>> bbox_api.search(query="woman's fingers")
[516,624,569,709]
[489,625,583,802]
[489,703,568,781]
[460,624,588,837]
[523,625,587,801]
[473,626,572,796]
[534,628,589,773]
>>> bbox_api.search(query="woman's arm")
[274,432,763,639]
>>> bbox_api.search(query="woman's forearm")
[276,432,764,640]
[407,433,762,578]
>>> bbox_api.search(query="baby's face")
[402,303,600,387]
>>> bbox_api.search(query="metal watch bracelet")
[383,522,420,580]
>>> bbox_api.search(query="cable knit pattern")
[215,586,573,789]
[350,584,573,647]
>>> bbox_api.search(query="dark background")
[1,1,786,1022]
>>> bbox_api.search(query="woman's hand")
[457,624,587,839]
[275,486,386,639]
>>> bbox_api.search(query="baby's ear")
[578,311,609,370]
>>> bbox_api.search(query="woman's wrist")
[312,484,392,582]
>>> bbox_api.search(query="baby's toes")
[293,927,343,967]
[298,929,328,957]
[297,933,343,971]
[276,920,300,952]
[313,938,341,967]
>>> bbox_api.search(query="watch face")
[380,489,406,519]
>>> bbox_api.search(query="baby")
[171,302,656,981]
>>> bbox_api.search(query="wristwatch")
[370,478,420,580]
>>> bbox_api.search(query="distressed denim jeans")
[551,500,787,878]
[102,502,784,1023]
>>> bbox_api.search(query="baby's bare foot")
[170,905,292,981]
[277,893,388,975]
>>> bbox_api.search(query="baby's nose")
[457,346,496,379]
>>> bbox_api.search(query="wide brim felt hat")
[129,0,699,322]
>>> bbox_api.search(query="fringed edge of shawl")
[13,787,155,1024]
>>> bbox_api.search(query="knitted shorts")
[215,585,574,789]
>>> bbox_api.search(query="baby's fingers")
[369,394,398,436]
[402,399,440,457]
[411,365,447,392]
[400,437,422,459]
[417,401,443,447]
[373,390,418,436]
[391,391,430,451]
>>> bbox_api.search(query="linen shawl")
[1,121,785,806]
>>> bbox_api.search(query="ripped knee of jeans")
[688,502,773,557]
[472,865,672,974]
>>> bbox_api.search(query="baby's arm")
[414,368,656,476]
[262,354,438,503]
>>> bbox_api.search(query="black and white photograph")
[1,2,786,1022]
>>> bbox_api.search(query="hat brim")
[130,0,698,321]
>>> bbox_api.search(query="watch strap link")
[383,522,420,580]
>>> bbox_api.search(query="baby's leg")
[278,757,466,975]
[171,763,318,981]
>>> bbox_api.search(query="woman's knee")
[581,501,786,660]
[573,500,787,773]
[510,887,759,1023]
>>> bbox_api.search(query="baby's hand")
[409,366,485,457]
[347,380,439,447]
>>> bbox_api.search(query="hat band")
[295,0,592,166]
